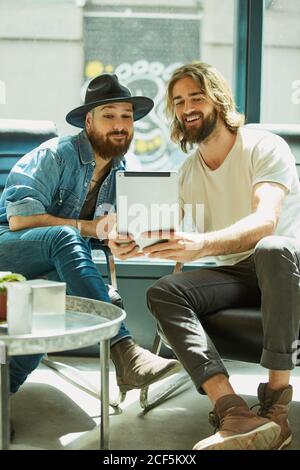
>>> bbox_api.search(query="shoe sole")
[117,361,183,393]
[276,434,292,450]
[194,421,281,450]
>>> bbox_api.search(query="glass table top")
[0,296,126,355]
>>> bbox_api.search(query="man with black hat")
[0,74,179,401]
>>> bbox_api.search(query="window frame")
[234,0,264,123]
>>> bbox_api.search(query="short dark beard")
[87,128,133,161]
[182,108,218,145]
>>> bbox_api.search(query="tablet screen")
[116,171,180,250]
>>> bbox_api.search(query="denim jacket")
[0,130,125,224]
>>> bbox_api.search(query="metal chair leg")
[139,332,190,412]
[0,341,10,450]
[140,371,191,412]
[107,251,117,290]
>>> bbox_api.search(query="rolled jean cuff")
[193,360,229,395]
[260,348,295,371]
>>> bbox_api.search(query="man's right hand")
[108,231,143,260]
[81,213,117,239]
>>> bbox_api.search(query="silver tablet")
[116,171,180,250]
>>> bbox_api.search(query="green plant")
[0,273,26,294]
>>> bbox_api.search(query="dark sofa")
[0,119,58,196]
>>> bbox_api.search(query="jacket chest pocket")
[54,188,81,216]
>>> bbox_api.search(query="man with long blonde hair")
[126,62,300,450]
[166,62,245,153]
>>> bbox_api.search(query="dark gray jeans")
[147,236,300,394]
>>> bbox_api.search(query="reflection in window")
[0,0,235,170]
[261,0,300,124]
[84,0,234,170]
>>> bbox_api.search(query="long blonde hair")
[166,62,245,152]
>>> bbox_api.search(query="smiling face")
[172,76,218,145]
[85,102,134,160]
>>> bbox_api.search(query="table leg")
[0,341,9,450]
[100,339,110,450]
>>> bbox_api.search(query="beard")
[87,127,133,161]
[181,108,218,145]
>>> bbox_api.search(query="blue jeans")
[0,225,131,393]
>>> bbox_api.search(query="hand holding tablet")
[116,171,180,252]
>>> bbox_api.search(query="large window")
[0,0,236,171]
[83,0,235,170]
[261,0,300,124]
[0,0,83,133]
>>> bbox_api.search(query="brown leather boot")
[193,394,281,450]
[110,339,181,392]
[257,383,293,450]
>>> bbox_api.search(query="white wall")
[0,0,299,138]
[261,3,300,123]
[201,0,234,87]
[0,0,84,135]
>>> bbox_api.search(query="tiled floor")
[9,357,300,451]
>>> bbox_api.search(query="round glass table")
[0,295,126,450]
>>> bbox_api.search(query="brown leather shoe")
[257,383,293,450]
[193,394,281,450]
[110,339,181,392]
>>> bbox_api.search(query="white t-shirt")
[179,127,300,266]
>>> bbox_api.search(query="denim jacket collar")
[78,130,96,165]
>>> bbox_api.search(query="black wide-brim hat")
[66,73,154,128]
